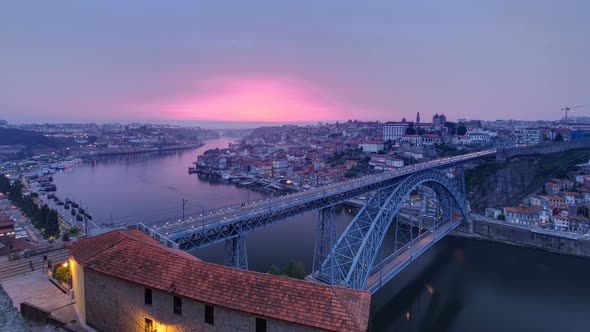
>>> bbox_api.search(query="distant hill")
[0,128,56,147]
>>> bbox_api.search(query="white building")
[513,127,541,145]
[383,122,409,141]
[354,141,384,153]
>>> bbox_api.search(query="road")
[151,150,493,247]
[0,195,47,246]
[365,219,462,293]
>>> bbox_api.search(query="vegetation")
[457,125,467,136]
[0,128,56,147]
[0,174,60,239]
[465,155,507,192]
[267,260,306,279]
[53,264,71,284]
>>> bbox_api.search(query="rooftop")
[68,230,371,332]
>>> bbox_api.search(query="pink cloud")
[136,76,354,122]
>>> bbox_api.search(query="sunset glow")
[146,77,351,123]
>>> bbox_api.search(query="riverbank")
[85,142,204,158]
[452,214,590,259]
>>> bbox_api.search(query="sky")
[0,1,589,125]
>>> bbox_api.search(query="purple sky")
[1,1,589,125]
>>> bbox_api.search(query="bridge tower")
[312,206,337,284]
[224,225,248,270]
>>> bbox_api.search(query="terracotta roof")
[68,230,370,332]
[504,207,537,215]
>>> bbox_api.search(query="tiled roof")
[68,230,370,332]
[504,207,537,215]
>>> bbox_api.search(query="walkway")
[1,271,84,332]
[365,219,463,293]
[0,249,69,282]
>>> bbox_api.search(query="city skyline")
[1,1,589,124]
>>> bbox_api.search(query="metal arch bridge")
[138,149,495,293]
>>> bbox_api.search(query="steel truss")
[316,169,469,290]
[224,235,248,270]
[139,151,492,256]
[312,206,337,283]
[172,180,399,252]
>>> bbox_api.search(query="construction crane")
[561,104,590,121]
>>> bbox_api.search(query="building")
[354,141,384,153]
[503,207,538,225]
[432,114,446,126]
[544,182,560,195]
[0,216,15,237]
[561,191,583,206]
[421,134,442,145]
[539,195,566,207]
[400,135,422,146]
[369,156,404,171]
[513,127,541,145]
[553,210,569,231]
[382,122,409,141]
[68,230,370,332]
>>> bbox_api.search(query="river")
[52,137,590,331]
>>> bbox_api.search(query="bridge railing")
[137,223,180,249]
[154,149,494,241]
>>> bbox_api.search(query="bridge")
[139,149,495,293]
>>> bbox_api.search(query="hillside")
[0,128,56,147]
[466,149,590,212]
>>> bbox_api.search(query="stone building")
[67,230,370,332]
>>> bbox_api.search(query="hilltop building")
[67,229,370,332]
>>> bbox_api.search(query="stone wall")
[0,284,30,332]
[83,268,330,332]
[497,139,590,161]
[20,302,67,329]
[461,218,590,258]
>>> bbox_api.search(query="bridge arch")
[317,169,469,290]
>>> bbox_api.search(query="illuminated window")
[256,318,267,332]
[173,296,182,315]
[205,305,214,325]
[144,288,152,306]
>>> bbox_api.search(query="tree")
[267,265,281,276]
[283,261,306,279]
[457,125,467,136]
[405,123,416,135]
[267,261,306,279]
[53,265,71,284]
[554,133,564,142]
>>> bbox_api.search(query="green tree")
[457,125,468,136]
[283,261,306,279]
[268,265,282,276]
[53,265,71,284]
[554,133,564,142]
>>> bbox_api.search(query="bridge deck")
[147,150,493,250]
[365,219,463,294]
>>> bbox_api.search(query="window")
[256,318,267,332]
[173,296,182,315]
[205,305,214,325]
[144,288,152,306]
[144,318,153,332]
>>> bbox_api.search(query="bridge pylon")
[312,206,337,284]
[224,235,248,270]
